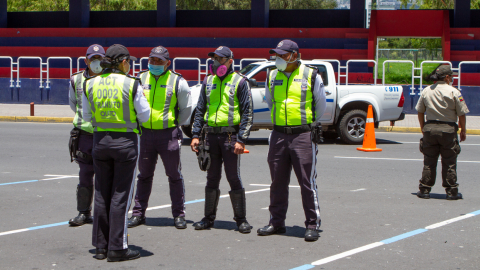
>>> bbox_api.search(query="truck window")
[250,67,269,88]
[312,65,328,86]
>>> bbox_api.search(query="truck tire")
[337,109,367,145]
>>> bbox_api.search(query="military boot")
[229,188,251,233]
[193,187,220,230]
[69,185,94,226]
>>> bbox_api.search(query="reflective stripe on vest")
[73,72,93,133]
[268,64,314,126]
[86,73,139,133]
[139,70,179,129]
[204,73,242,127]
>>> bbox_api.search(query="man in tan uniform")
[415,65,469,200]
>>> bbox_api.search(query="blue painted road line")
[380,229,428,245]
[184,199,205,205]
[0,180,38,186]
[0,188,270,238]
[28,222,69,231]
[290,264,315,270]
[469,210,480,216]
[253,108,269,113]
[289,210,480,269]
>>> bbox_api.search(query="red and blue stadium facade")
[0,10,479,114]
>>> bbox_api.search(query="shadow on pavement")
[145,217,195,227]
[88,245,154,258]
[410,192,463,200]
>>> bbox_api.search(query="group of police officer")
[68,39,468,262]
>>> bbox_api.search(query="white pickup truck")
[182,60,405,144]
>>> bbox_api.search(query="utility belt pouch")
[311,123,324,144]
[69,128,80,162]
[76,150,93,163]
[196,128,211,171]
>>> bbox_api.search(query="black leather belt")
[274,124,312,134]
[426,120,458,127]
[204,126,239,134]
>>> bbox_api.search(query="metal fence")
[378,49,443,62]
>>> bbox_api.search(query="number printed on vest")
[96,88,119,99]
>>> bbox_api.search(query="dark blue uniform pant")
[92,132,138,251]
[267,130,321,230]
[205,133,243,191]
[77,133,94,187]
[132,127,185,217]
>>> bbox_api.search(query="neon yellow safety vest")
[268,64,315,126]
[85,73,140,133]
[72,71,93,133]
[138,70,181,129]
[204,72,243,127]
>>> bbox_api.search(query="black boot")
[229,188,251,233]
[193,187,220,230]
[69,186,93,226]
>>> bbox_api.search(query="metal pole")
[30,102,34,116]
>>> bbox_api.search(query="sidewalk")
[1,103,480,134]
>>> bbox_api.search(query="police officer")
[68,44,105,226]
[128,46,192,229]
[190,46,253,234]
[257,40,326,242]
[415,65,469,200]
[82,44,150,261]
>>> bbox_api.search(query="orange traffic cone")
[357,105,382,152]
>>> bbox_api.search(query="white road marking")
[311,242,385,266]
[425,214,475,230]
[350,188,366,192]
[250,184,300,188]
[335,156,480,163]
[392,141,480,146]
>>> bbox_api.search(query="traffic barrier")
[357,105,382,152]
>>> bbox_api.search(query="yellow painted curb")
[0,116,74,123]
[0,116,16,122]
[46,117,74,123]
[15,116,46,122]
[376,126,480,135]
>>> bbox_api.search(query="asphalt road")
[1,122,479,270]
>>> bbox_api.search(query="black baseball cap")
[435,65,457,77]
[149,46,169,60]
[86,44,105,59]
[105,44,137,63]
[269,39,299,55]
[208,46,234,58]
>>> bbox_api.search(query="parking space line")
[0,175,79,186]
[250,184,300,188]
[335,156,480,163]
[290,209,480,269]
[0,187,271,238]
[0,180,38,186]
[395,142,480,146]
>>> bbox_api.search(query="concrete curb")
[376,126,480,135]
[0,116,73,123]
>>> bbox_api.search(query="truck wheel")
[337,109,367,145]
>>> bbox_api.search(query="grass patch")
[377,58,440,85]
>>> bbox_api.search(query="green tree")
[399,0,480,9]
[8,0,337,11]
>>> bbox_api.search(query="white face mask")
[449,80,454,86]
[124,62,130,75]
[275,53,295,72]
[89,60,102,74]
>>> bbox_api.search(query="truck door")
[248,67,272,125]
[312,64,335,123]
